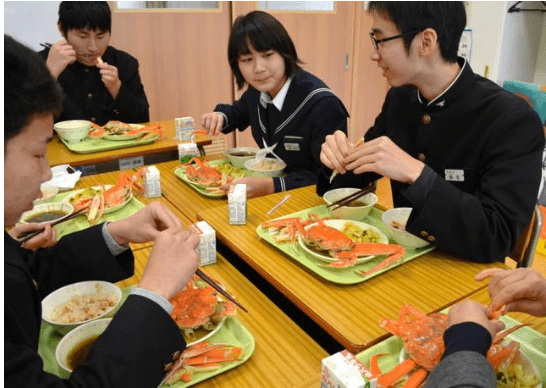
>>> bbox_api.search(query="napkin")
[42,164,82,190]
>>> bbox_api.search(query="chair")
[508,205,543,267]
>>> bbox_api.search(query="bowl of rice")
[42,281,122,335]
[244,157,286,177]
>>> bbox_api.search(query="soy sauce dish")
[20,202,74,224]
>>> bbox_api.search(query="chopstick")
[266,194,291,216]
[195,269,248,313]
[40,42,52,49]
[18,207,87,243]
[329,138,365,183]
[326,182,375,210]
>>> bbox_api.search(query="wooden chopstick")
[195,269,248,313]
[39,42,52,49]
[18,207,87,243]
[327,183,375,210]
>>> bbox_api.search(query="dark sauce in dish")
[27,210,68,223]
[345,200,368,208]
[229,151,256,157]
[67,335,99,370]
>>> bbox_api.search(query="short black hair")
[4,35,62,144]
[228,11,303,89]
[367,2,466,63]
[58,1,111,36]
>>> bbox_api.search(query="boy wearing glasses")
[318,2,543,264]
[39,1,149,125]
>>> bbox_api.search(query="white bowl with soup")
[244,157,286,177]
[20,202,74,224]
[323,188,377,221]
[56,318,112,373]
[225,147,259,168]
[42,281,122,335]
[382,207,430,249]
[54,120,92,143]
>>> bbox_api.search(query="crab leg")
[355,245,406,277]
[400,367,429,388]
[377,359,417,388]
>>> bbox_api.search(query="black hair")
[4,35,62,144]
[367,2,466,63]
[58,1,111,36]
[228,11,303,89]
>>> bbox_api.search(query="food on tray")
[341,222,382,243]
[497,362,540,388]
[169,275,237,342]
[252,159,284,171]
[228,150,256,157]
[89,120,165,140]
[179,158,244,194]
[67,335,100,370]
[215,162,245,178]
[50,292,118,324]
[162,341,244,385]
[390,219,407,230]
[26,209,70,223]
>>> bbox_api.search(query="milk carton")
[228,184,247,225]
[321,350,376,388]
[178,142,199,164]
[190,221,217,266]
[143,165,161,198]
[175,117,194,141]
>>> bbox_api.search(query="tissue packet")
[321,350,376,388]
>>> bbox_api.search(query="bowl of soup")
[54,120,92,143]
[225,147,259,168]
[382,207,430,249]
[323,188,377,221]
[244,157,286,177]
[20,202,74,224]
[55,318,112,373]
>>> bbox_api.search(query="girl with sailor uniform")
[202,11,349,198]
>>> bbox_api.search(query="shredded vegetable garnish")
[341,222,381,243]
[216,163,245,180]
[496,363,540,388]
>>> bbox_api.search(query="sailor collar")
[417,57,468,110]
[259,76,293,111]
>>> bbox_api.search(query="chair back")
[508,206,542,267]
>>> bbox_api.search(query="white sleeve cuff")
[130,287,173,314]
[101,222,130,256]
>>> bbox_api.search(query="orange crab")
[182,157,234,190]
[162,341,244,385]
[169,275,237,339]
[370,305,529,388]
[89,120,165,141]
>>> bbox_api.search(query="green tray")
[60,133,158,154]
[256,206,435,285]
[174,159,248,198]
[355,315,545,385]
[50,190,146,239]
[39,287,255,386]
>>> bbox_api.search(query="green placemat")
[39,286,255,386]
[355,314,546,385]
[49,191,146,239]
[61,134,158,154]
[256,205,435,285]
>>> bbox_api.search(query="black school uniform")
[317,58,544,263]
[215,70,349,192]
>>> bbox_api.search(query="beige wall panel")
[109,1,235,149]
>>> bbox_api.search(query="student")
[5,35,199,388]
[424,268,546,388]
[318,2,544,263]
[202,11,349,198]
[39,1,149,125]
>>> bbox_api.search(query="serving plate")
[62,185,133,215]
[297,219,388,263]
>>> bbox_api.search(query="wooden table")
[196,186,507,353]
[47,119,212,175]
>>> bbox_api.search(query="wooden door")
[231,1,357,147]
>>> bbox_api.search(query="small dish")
[20,202,74,224]
[382,208,430,249]
[225,147,259,168]
[54,120,92,143]
[323,188,378,221]
[244,157,286,177]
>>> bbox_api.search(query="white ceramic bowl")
[55,318,112,373]
[42,281,122,335]
[54,120,92,143]
[33,184,59,205]
[225,147,259,168]
[244,157,286,177]
[323,188,378,221]
[382,207,430,249]
[20,201,74,224]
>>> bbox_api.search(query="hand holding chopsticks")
[326,182,376,210]
[17,207,87,243]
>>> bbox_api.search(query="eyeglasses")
[369,30,421,50]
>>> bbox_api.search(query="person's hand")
[8,223,57,250]
[97,61,122,99]
[138,226,201,300]
[201,112,224,136]
[106,202,182,246]
[45,39,76,79]
[475,268,546,317]
[320,130,353,174]
[220,176,274,199]
[344,136,425,184]
[448,300,505,339]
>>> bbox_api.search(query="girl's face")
[237,44,287,98]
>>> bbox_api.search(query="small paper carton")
[178,143,199,164]
[190,221,217,266]
[228,184,247,225]
[321,350,376,388]
[175,117,194,140]
[143,165,161,198]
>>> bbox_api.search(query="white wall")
[4,1,61,52]
[534,15,546,84]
